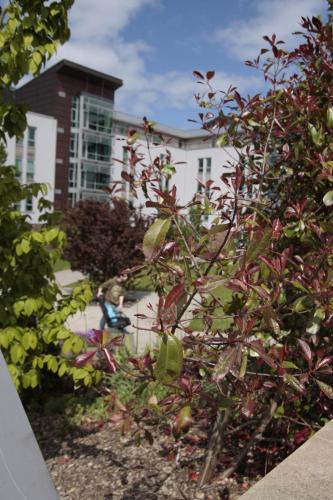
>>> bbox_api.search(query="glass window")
[28,127,36,147]
[26,159,34,183]
[152,134,162,145]
[83,96,113,134]
[70,133,79,158]
[68,192,77,207]
[71,96,80,128]
[27,159,34,174]
[123,147,129,165]
[81,163,110,190]
[16,136,24,146]
[198,158,204,174]
[69,162,78,188]
[82,133,111,163]
[25,196,33,211]
[15,158,22,176]
[206,157,212,176]
[116,125,127,136]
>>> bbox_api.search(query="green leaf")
[216,133,228,147]
[284,374,306,394]
[323,190,333,207]
[24,298,36,316]
[10,344,25,364]
[22,332,31,350]
[46,227,60,243]
[155,334,183,384]
[58,363,67,377]
[327,107,333,127]
[62,338,72,354]
[47,357,58,373]
[274,404,285,418]
[20,238,30,254]
[22,373,31,389]
[316,379,333,399]
[293,295,312,313]
[213,347,238,382]
[161,164,176,177]
[127,131,140,145]
[244,227,271,264]
[0,331,10,349]
[282,360,299,369]
[174,405,192,433]
[306,308,325,334]
[239,348,248,378]
[308,123,323,147]
[143,218,171,259]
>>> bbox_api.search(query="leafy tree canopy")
[0,0,102,391]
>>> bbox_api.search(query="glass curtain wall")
[68,95,113,206]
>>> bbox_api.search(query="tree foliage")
[78,12,333,482]
[0,1,102,391]
[62,199,149,283]
[0,0,74,140]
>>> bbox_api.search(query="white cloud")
[68,0,156,40]
[215,0,326,60]
[27,0,287,125]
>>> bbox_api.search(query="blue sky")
[23,0,330,127]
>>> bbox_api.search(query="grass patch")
[53,258,71,272]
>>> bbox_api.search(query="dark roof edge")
[17,59,123,90]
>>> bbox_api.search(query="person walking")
[97,273,128,330]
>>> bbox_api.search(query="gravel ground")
[30,414,257,500]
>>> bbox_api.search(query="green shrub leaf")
[143,218,171,259]
[155,334,183,384]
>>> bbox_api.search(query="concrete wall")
[111,125,233,219]
[5,112,57,224]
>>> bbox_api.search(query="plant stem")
[198,408,231,488]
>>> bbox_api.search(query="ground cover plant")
[78,6,333,487]
[0,0,101,391]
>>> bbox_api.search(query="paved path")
[66,291,160,354]
[56,270,193,354]
[55,269,85,287]
[240,419,333,500]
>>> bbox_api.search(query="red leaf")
[189,471,199,482]
[102,348,117,372]
[294,427,311,446]
[74,350,96,367]
[206,71,215,80]
[164,283,185,310]
[316,356,333,370]
[272,218,282,239]
[297,339,312,364]
[250,340,277,369]
[193,70,204,80]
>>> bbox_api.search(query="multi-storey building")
[112,110,232,214]
[14,59,122,209]
[9,59,232,215]
[5,111,57,224]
